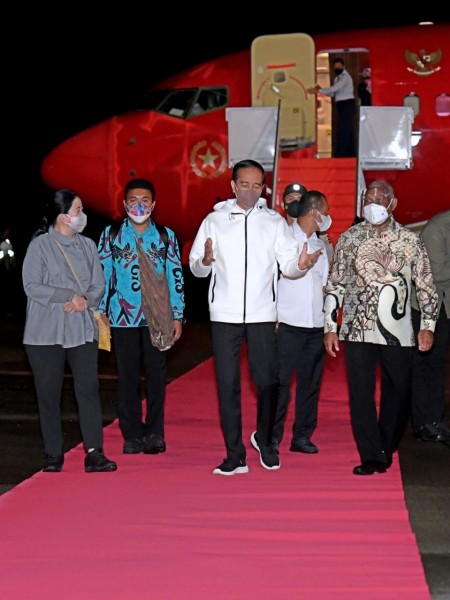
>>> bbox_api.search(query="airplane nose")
[41,119,123,220]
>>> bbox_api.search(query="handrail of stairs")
[269,99,282,209]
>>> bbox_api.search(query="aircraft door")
[251,33,316,150]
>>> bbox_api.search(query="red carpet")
[0,351,430,599]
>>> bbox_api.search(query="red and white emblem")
[405,48,442,76]
[190,141,227,178]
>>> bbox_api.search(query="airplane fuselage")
[41,23,449,254]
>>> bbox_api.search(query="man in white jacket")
[189,159,321,475]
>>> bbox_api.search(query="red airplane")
[41,22,449,261]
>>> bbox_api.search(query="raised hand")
[202,237,215,266]
[298,242,323,271]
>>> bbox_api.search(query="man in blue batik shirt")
[97,178,185,456]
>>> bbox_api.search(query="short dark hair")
[231,159,265,184]
[298,190,326,217]
[124,178,155,200]
[333,58,345,66]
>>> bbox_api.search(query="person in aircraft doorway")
[307,57,356,157]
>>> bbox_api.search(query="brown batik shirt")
[323,218,438,346]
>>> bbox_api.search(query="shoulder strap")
[52,238,85,295]
[109,222,121,247]
[154,222,169,255]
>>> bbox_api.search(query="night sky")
[5,13,447,255]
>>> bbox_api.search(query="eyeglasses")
[360,190,392,205]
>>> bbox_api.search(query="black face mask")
[334,68,344,76]
[285,200,301,218]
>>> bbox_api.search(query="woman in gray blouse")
[22,189,117,474]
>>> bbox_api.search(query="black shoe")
[143,434,166,454]
[290,438,319,454]
[212,457,249,476]
[353,461,388,476]
[43,454,64,473]
[85,449,117,473]
[250,431,280,470]
[123,438,144,454]
[414,422,450,443]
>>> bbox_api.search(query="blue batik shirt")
[97,219,185,327]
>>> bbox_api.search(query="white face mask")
[363,201,392,225]
[67,211,87,233]
[315,212,332,232]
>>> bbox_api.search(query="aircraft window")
[436,93,450,117]
[157,89,198,118]
[135,87,229,119]
[404,93,420,117]
[273,72,286,84]
[133,89,171,110]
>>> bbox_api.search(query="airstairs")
[275,155,357,245]
[226,104,413,246]
[226,32,414,246]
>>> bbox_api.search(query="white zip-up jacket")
[189,198,302,323]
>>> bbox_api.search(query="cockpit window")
[136,87,229,119]
[134,89,171,111]
[157,89,198,117]
[188,88,228,117]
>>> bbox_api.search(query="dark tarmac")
[0,287,449,598]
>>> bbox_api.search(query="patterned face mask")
[126,202,151,223]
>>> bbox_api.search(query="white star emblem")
[198,148,219,169]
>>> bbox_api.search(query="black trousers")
[344,341,413,463]
[25,342,103,455]
[112,327,167,441]
[274,323,325,444]
[334,99,355,158]
[211,322,278,461]
[411,306,449,427]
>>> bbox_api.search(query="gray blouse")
[22,226,105,348]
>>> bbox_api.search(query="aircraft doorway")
[314,50,370,158]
